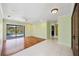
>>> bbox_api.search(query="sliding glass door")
[5,24,25,55]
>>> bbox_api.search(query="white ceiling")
[1,3,74,23]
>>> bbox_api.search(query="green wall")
[58,16,71,48]
[0,4,3,55]
[26,22,50,39]
[32,22,47,39]
[0,19,3,45]
[0,18,3,55]
[25,21,57,39]
[25,23,33,37]
[47,22,51,39]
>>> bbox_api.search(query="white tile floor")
[12,39,73,56]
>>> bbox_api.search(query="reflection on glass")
[6,24,25,39]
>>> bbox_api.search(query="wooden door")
[72,3,79,56]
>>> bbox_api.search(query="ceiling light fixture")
[51,8,58,14]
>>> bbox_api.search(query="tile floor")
[12,39,73,56]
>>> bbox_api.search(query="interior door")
[72,4,79,56]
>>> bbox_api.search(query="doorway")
[51,25,54,37]
[51,24,58,39]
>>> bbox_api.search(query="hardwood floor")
[24,36,45,48]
